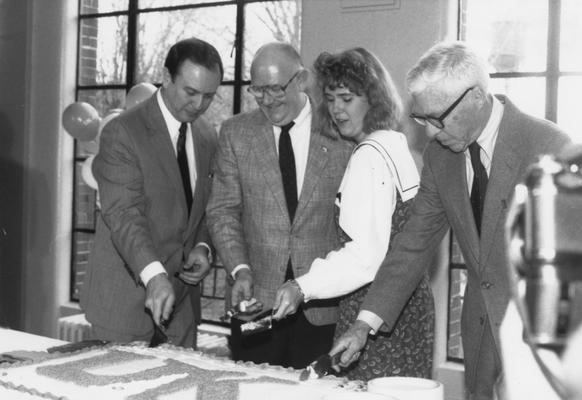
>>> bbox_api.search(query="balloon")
[62,102,101,141]
[125,82,157,110]
[81,155,98,190]
[78,139,99,156]
[81,111,121,156]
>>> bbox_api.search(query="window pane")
[560,0,582,72]
[243,1,302,80]
[241,84,258,113]
[79,17,128,85]
[448,268,467,360]
[74,161,98,231]
[489,77,546,119]
[205,85,233,133]
[80,0,129,14]
[71,231,95,302]
[139,0,230,8]
[136,7,236,83]
[463,0,547,73]
[77,89,126,116]
[558,76,582,143]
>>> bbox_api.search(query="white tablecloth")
[0,328,68,353]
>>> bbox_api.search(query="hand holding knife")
[299,353,341,381]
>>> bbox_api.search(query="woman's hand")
[272,280,305,320]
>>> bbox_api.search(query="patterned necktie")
[177,123,192,216]
[469,142,488,235]
[279,121,297,222]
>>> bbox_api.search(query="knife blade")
[238,309,274,336]
[299,353,341,381]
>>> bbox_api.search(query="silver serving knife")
[238,309,274,336]
[299,353,341,381]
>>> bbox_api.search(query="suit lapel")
[189,120,210,229]
[144,96,187,213]
[443,150,480,265]
[252,120,290,221]
[480,114,522,267]
[295,128,329,225]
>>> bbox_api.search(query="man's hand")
[145,273,175,326]
[177,246,211,285]
[231,268,253,307]
[329,320,371,371]
[273,280,304,320]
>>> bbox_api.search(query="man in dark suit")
[80,37,222,348]
[331,41,571,399]
[206,42,352,368]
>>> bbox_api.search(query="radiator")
[56,315,230,357]
[57,314,92,342]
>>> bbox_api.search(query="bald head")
[250,42,303,79]
[249,42,307,126]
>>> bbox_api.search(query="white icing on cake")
[0,343,364,399]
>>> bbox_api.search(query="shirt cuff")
[231,264,250,279]
[357,310,384,335]
[294,275,314,302]
[194,242,213,264]
[140,261,167,287]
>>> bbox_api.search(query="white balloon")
[82,155,98,190]
[125,82,157,110]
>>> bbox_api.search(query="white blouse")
[296,130,419,301]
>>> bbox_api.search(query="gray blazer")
[206,106,353,326]
[81,94,217,336]
[361,95,571,395]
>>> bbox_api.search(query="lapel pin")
[322,146,328,153]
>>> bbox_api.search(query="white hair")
[406,41,490,97]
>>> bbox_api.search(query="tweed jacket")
[81,94,217,335]
[361,95,571,393]
[206,106,353,326]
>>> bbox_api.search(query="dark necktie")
[469,142,488,235]
[279,121,297,222]
[177,123,192,216]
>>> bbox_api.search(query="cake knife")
[298,353,340,381]
[238,309,274,336]
[149,321,169,348]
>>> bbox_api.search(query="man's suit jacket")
[80,94,217,336]
[206,107,353,326]
[361,95,571,394]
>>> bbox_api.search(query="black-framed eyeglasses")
[247,70,301,99]
[410,86,475,129]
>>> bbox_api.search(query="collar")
[275,93,311,134]
[157,89,182,139]
[475,94,504,159]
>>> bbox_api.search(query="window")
[460,0,582,141]
[446,0,582,362]
[72,0,302,324]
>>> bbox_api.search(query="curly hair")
[313,47,402,138]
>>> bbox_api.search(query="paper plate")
[367,377,443,400]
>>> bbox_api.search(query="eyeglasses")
[247,70,301,99]
[410,86,475,129]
